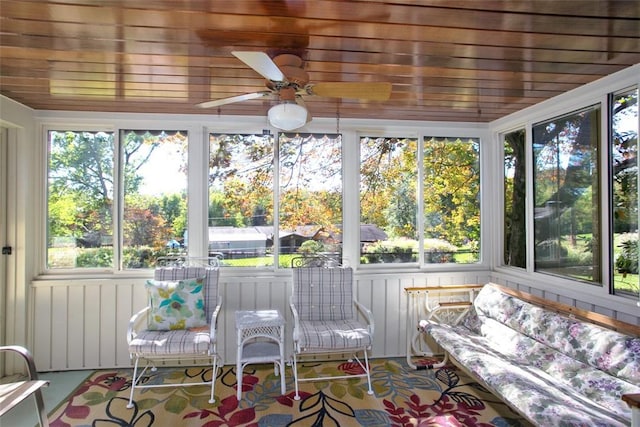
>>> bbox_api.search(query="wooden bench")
[0,345,49,427]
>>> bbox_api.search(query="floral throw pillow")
[145,277,207,331]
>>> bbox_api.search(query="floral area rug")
[48,358,530,426]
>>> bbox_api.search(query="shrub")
[616,237,639,275]
[361,238,459,263]
[423,238,458,263]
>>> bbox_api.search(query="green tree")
[423,137,480,246]
[49,131,115,240]
[360,137,418,236]
[504,129,527,268]
[209,134,274,227]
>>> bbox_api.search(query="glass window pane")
[122,130,188,269]
[47,130,115,269]
[423,137,480,264]
[279,133,342,268]
[532,106,601,283]
[208,133,274,267]
[611,88,638,296]
[503,129,527,268]
[360,137,418,264]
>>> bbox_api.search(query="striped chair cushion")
[155,266,219,320]
[129,329,211,355]
[293,267,354,321]
[297,319,372,351]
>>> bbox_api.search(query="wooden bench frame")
[0,345,49,427]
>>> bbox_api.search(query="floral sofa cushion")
[422,283,640,427]
[426,322,633,427]
[467,284,640,384]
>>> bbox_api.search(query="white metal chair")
[0,345,49,427]
[127,257,222,408]
[289,263,375,400]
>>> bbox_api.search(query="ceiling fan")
[197,51,392,131]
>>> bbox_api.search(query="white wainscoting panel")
[31,269,491,371]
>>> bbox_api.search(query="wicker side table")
[235,309,286,400]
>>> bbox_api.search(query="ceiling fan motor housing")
[270,54,309,88]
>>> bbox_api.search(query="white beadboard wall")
[30,270,491,371]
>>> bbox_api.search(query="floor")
[1,370,93,427]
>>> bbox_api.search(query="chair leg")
[209,354,218,404]
[127,357,140,409]
[363,350,374,396]
[292,353,301,401]
[34,388,50,427]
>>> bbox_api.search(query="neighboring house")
[207,224,388,256]
[208,226,268,258]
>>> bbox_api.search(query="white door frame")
[0,127,7,374]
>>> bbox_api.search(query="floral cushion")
[426,322,633,427]
[145,277,207,331]
[468,285,640,384]
[421,284,640,426]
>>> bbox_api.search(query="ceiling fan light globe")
[268,102,308,131]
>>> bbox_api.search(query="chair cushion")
[297,319,372,351]
[293,267,354,321]
[128,329,212,355]
[145,277,206,330]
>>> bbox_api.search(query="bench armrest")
[623,394,640,427]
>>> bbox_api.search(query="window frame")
[494,77,639,302]
[608,85,639,297]
[357,131,486,270]
[39,120,490,275]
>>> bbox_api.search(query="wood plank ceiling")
[1,0,639,123]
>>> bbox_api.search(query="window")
[503,129,527,268]
[279,133,342,268]
[206,132,342,268]
[46,129,188,270]
[47,130,115,269]
[121,130,188,268]
[532,106,601,283]
[610,87,638,296]
[423,137,480,264]
[208,133,274,267]
[359,136,481,265]
[360,137,418,264]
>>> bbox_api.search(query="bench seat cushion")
[426,322,632,427]
[454,313,639,420]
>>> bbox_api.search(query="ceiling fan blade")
[310,82,392,101]
[232,51,284,81]
[196,91,270,109]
